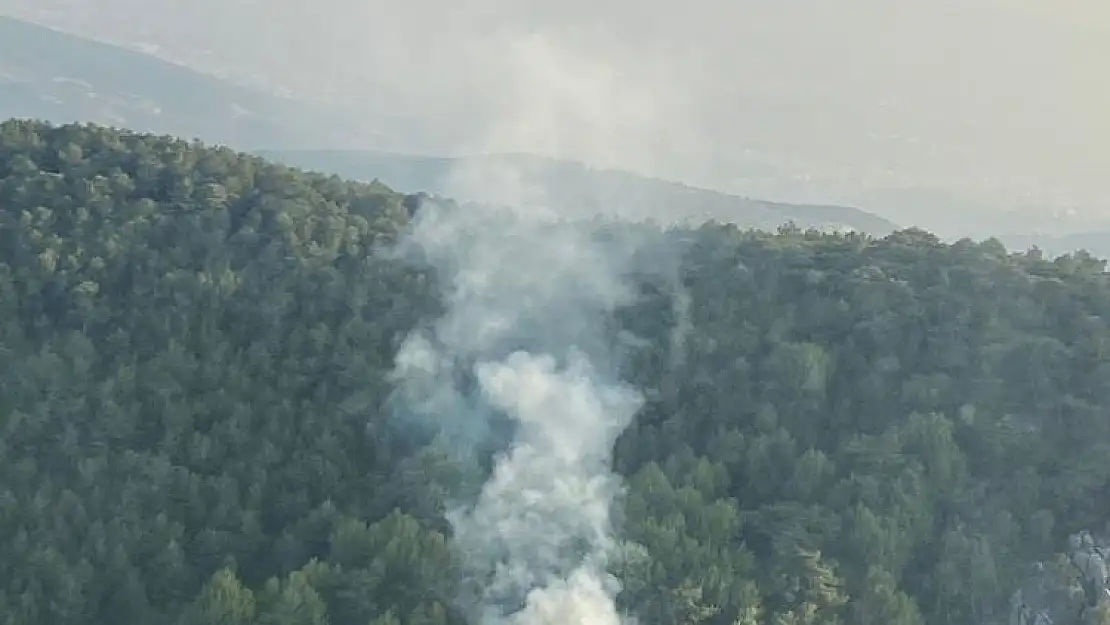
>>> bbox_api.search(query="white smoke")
[388,27,684,625]
[390,199,645,625]
[458,351,642,624]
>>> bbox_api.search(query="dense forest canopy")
[2,119,1110,625]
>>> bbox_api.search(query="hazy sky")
[2,0,1109,234]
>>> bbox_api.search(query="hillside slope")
[0,16,339,148]
[1,120,1109,625]
[257,149,901,234]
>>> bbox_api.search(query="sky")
[1,0,1108,236]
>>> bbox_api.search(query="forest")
[1,118,1110,625]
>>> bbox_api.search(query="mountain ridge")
[257,148,902,235]
[0,15,352,149]
[6,13,1109,258]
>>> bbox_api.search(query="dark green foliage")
[0,119,1107,625]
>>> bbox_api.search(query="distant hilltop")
[257,148,902,235]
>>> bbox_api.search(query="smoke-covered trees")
[1,119,1109,625]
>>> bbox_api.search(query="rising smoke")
[387,29,688,625]
[389,191,647,625]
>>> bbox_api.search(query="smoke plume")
[388,28,685,625]
[390,196,645,625]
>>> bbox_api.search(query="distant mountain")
[0,16,349,149]
[257,149,900,234]
[1000,231,1110,261]
[0,14,897,236]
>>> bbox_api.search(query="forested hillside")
[2,119,1110,625]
